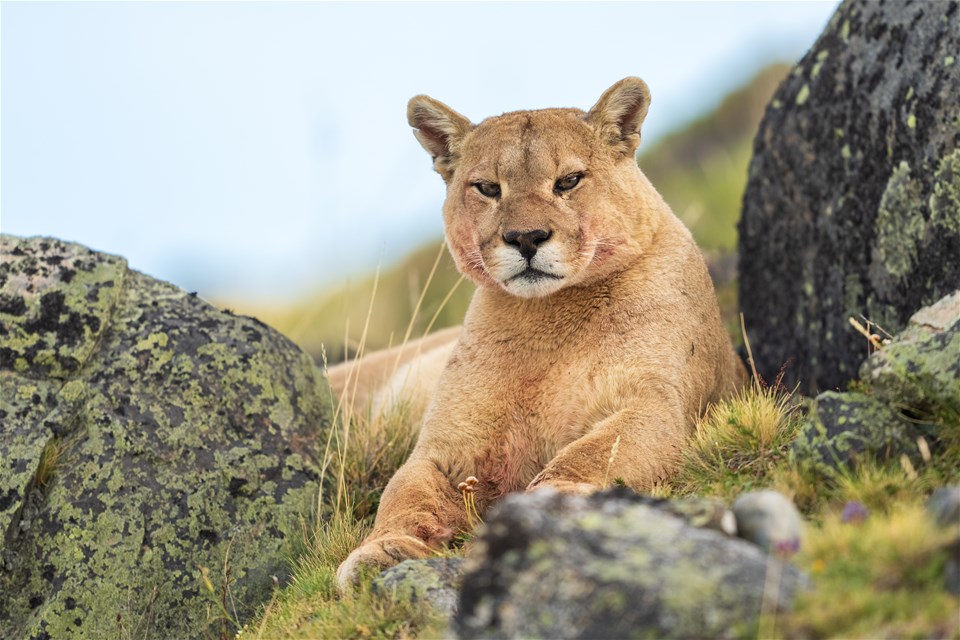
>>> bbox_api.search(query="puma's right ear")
[586,77,651,157]
[407,95,474,180]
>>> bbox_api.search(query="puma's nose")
[503,229,552,260]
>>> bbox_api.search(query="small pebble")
[732,490,803,555]
[926,486,960,528]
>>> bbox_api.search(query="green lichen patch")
[791,391,939,479]
[811,50,830,79]
[929,149,960,233]
[0,375,65,536]
[0,236,127,379]
[871,162,925,284]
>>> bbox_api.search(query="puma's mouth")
[506,267,565,284]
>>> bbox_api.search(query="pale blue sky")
[2,1,839,302]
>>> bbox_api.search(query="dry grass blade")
[390,241,447,374]
[739,312,759,383]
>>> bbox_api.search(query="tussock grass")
[673,380,804,501]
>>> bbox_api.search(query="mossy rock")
[862,290,960,420]
[374,557,465,620]
[794,290,959,471]
[0,236,331,638]
[456,489,807,639]
[739,0,960,394]
[793,391,934,471]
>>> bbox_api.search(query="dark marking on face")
[521,115,534,170]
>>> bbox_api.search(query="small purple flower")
[774,538,801,556]
[841,500,869,524]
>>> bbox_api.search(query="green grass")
[669,373,959,640]
[243,513,443,640]
[672,380,804,500]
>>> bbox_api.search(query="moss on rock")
[0,236,331,638]
[373,557,464,620]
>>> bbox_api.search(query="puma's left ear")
[586,77,651,156]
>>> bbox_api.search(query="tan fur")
[326,325,461,418]
[336,78,746,586]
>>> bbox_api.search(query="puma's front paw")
[335,535,435,590]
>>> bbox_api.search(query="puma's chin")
[501,268,568,298]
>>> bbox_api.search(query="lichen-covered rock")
[372,495,739,632]
[738,0,960,394]
[792,390,935,469]
[0,236,330,638]
[793,291,958,470]
[374,557,464,620]
[456,489,807,639]
[862,290,960,419]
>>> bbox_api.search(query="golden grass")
[673,380,803,500]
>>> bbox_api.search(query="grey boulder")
[0,236,330,638]
[455,488,807,639]
[738,0,960,394]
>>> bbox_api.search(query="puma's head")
[408,77,663,298]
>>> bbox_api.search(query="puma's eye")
[554,172,583,193]
[474,181,501,199]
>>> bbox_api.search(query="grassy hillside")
[231,64,790,360]
[232,242,473,362]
